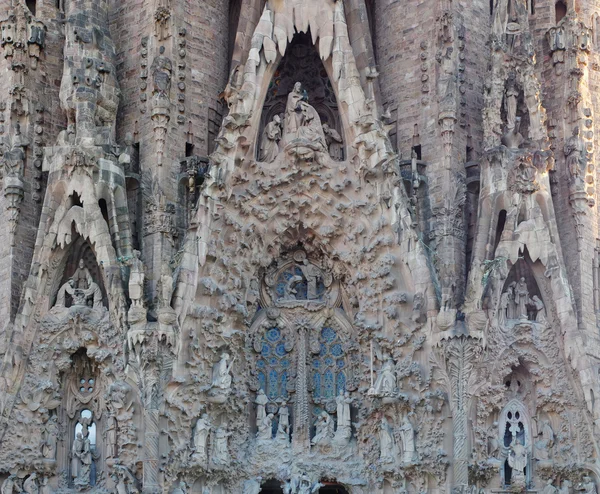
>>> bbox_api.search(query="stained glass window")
[275,265,325,300]
[311,326,346,400]
[256,327,290,400]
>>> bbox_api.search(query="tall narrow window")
[256,327,291,400]
[312,326,346,401]
[555,1,567,23]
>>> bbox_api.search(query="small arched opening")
[555,1,567,23]
[260,479,284,494]
[26,0,36,16]
[319,483,350,494]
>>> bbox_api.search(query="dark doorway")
[555,1,567,23]
[260,479,284,494]
[319,485,349,494]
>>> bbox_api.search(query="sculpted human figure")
[211,427,231,466]
[300,260,322,300]
[22,474,38,494]
[334,391,352,443]
[192,414,211,463]
[285,82,304,135]
[71,432,84,481]
[255,389,268,427]
[128,250,145,308]
[531,295,546,323]
[370,358,397,396]
[506,282,517,319]
[498,289,510,327]
[260,115,282,163]
[73,259,91,290]
[504,74,519,131]
[379,416,397,463]
[577,476,597,494]
[104,411,118,459]
[508,439,528,481]
[322,123,343,157]
[1,474,18,494]
[256,413,274,441]
[151,46,172,98]
[399,415,416,463]
[41,415,58,460]
[283,472,322,494]
[277,401,290,440]
[514,277,529,319]
[542,480,559,494]
[85,273,103,309]
[283,82,327,151]
[311,411,333,446]
[565,126,586,181]
[211,353,234,390]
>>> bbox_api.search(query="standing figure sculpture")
[211,427,231,466]
[277,402,290,440]
[399,415,416,463]
[379,416,397,463]
[211,353,234,391]
[128,250,145,308]
[260,115,282,163]
[255,389,268,428]
[192,414,211,464]
[565,127,586,182]
[334,391,352,444]
[151,46,172,98]
[369,359,397,396]
[514,277,529,319]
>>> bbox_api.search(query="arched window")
[72,409,97,487]
[499,399,532,487]
[555,1,567,23]
[312,326,346,401]
[257,327,291,400]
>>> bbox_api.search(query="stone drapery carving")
[192,414,211,464]
[259,115,282,163]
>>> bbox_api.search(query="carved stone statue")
[311,411,334,446]
[498,289,510,327]
[333,391,352,444]
[104,411,118,459]
[1,474,18,494]
[255,389,268,427]
[256,413,274,441]
[565,127,586,181]
[243,479,261,494]
[530,295,546,323]
[322,123,343,158]
[260,115,282,163]
[369,359,397,396]
[379,416,397,463]
[514,277,529,319]
[576,476,598,494]
[282,82,327,154]
[277,401,290,440]
[210,353,233,391]
[211,427,231,466]
[300,259,322,300]
[192,413,211,463]
[71,431,93,486]
[151,46,172,98]
[508,439,528,483]
[399,415,416,463]
[23,474,38,494]
[129,250,145,308]
[283,472,322,494]
[85,273,103,309]
[541,480,559,494]
[73,259,91,290]
[504,74,519,131]
[41,415,58,460]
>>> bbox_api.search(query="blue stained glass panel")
[281,359,290,368]
[312,359,320,369]
[280,371,288,398]
[258,371,266,392]
[337,359,345,369]
[268,370,279,399]
[266,328,281,342]
[325,357,334,366]
[261,344,271,357]
[331,344,342,356]
[269,357,278,366]
[324,369,335,399]
[313,373,321,398]
[276,343,287,356]
[257,360,265,369]
[337,372,346,393]
[322,327,336,342]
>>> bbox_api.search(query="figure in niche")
[502,116,524,150]
[277,401,290,440]
[322,123,343,159]
[257,413,274,441]
[128,250,145,308]
[41,415,59,461]
[577,477,598,494]
[312,411,334,446]
[192,414,211,464]
[399,415,417,463]
[151,46,172,99]
[369,358,397,397]
[85,273,103,309]
[508,437,528,485]
[565,127,586,183]
[379,416,397,463]
[530,295,546,323]
[73,259,91,289]
[504,73,519,132]
[300,259,323,301]
[210,427,231,466]
[260,115,282,163]
[505,0,525,51]
[104,410,118,459]
[282,82,327,154]
[255,389,268,428]
[486,421,500,459]
[209,353,234,400]
[55,279,75,307]
[72,432,93,486]
[334,391,352,444]
[283,274,304,300]
[535,419,554,460]
[514,277,529,319]
[498,289,510,327]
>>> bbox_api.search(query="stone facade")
[0,0,600,493]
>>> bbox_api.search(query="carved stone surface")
[0,0,599,493]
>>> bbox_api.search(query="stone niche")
[258,32,345,162]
